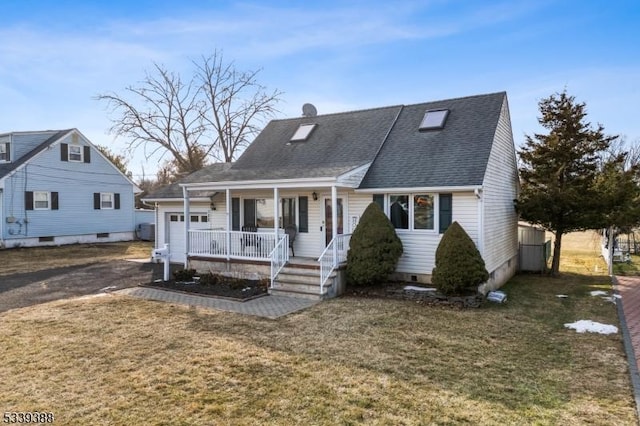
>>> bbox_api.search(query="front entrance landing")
[118,286,318,319]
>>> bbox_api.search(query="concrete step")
[272,279,332,294]
[269,288,326,301]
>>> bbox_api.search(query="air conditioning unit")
[137,223,155,241]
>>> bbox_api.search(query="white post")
[226,188,231,261]
[608,226,614,276]
[182,186,189,269]
[274,186,279,248]
[331,185,338,265]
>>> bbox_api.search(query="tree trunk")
[551,232,563,276]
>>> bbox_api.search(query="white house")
[144,92,519,299]
[0,129,140,247]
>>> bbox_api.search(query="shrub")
[347,202,403,286]
[431,221,488,295]
[173,268,196,282]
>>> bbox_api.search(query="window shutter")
[439,193,452,234]
[243,199,256,227]
[83,146,91,163]
[51,192,59,210]
[25,191,34,210]
[231,198,240,231]
[373,194,384,211]
[114,193,120,209]
[5,143,10,161]
[298,196,308,233]
[94,193,101,210]
[61,143,68,162]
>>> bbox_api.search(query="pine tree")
[346,202,403,286]
[516,91,617,275]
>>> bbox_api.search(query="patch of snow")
[590,290,608,297]
[556,294,569,298]
[601,296,616,304]
[403,286,436,292]
[614,294,622,299]
[564,320,618,335]
[99,285,117,292]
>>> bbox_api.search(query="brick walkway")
[117,286,318,319]
[616,276,640,370]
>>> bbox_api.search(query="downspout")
[332,185,338,263]
[475,188,484,257]
[182,186,190,269]
[226,188,231,261]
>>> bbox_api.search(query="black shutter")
[25,191,34,210]
[439,194,452,234]
[298,196,308,233]
[373,194,384,211]
[61,143,68,161]
[51,192,59,210]
[83,146,91,163]
[5,142,10,161]
[243,199,256,227]
[231,197,240,231]
[94,193,101,210]
[114,193,120,209]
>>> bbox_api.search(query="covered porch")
[180,180,356,296]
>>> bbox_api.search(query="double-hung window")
[101,193,114,209]
[0,143,8,162]
[387,193,436,231]
[34,191,50,210]
[69,145,83,162]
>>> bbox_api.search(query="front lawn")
[0,266,634,424]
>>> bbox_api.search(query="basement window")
[290,123,317,142]
[419,109,449,131]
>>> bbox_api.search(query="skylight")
[290,123,317,142]
[419,109,449,131]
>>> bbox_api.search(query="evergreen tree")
[516,91,617,275]
[346,202,403,286]
[432,221,488,295]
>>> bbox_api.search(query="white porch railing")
[188,229,282,261]
[318,233,351,294]
[270,234,289,288]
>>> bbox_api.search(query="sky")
[1,0,639,181]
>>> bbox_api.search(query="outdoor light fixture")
[209,194,216,210]
[312,192,318,201]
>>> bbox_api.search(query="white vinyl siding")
[482,98,519,273]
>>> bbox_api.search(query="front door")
[324,198,344,246]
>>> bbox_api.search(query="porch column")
[226,188,231,261]
[273,186,279,244]
[182,186,190,268]
[331,185,338,264]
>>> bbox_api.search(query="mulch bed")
[145,276,269,301]
[347,282,484,308]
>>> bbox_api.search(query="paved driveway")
[0,260,162,313]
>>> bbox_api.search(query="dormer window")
[419,109,449,131]
[290,123,317,142]
[0,142,9,162]
[69,145,83,162]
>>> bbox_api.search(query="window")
[281,198,296,227]
[419,109,449,130]
[34,191,50,210]
[69,145,83,162]
[389,195,409,229]
[170,215,179,222]
[413,195,434,230]
[200,215,209,223]
[290,123,317,142]
[190,215,199,222]
[255,199,274,228]
[101,193,114,209]
[0,142,9,162]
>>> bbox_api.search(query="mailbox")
[151,244,171,281]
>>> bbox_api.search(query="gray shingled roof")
[0,130,73,179]
[359,92,506,188]
[146,92,507,198]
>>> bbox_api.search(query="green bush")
[431,221,488,295]
[347,202,403,286]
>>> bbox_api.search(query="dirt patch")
[347,282,483,307]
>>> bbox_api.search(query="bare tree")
[195,52,283,162]
[97,52,281,174]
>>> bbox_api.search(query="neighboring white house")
[144,92,519,298]
[0,129,141,247]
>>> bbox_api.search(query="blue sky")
[1,1,638,180]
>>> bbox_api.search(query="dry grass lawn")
[0,236,635,424]
[0,241,153,277]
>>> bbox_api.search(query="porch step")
[270,264,336,300]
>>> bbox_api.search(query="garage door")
[167,213,211,263]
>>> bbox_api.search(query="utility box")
[137,223,155,241]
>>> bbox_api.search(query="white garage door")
[167,212,211,263]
